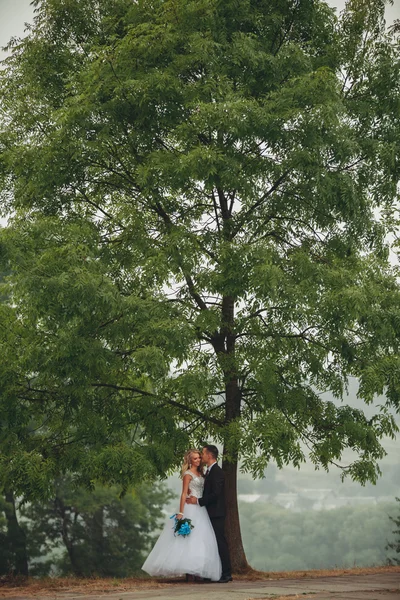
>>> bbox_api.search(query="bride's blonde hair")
[180,448,203,478]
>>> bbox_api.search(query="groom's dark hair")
[204,444,218,459]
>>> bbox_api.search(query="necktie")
[205,468,210,477]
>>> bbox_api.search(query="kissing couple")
[142,445,233,583]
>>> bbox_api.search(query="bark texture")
[219,291,249,572]
[222,456,249,572]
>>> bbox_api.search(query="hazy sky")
[1,0,400,58]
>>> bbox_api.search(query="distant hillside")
[240,501,398,571]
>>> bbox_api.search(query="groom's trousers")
[210,516,231,577]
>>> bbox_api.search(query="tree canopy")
[0,0,400,570]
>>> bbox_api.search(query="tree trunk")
[4,491,29,576]
[91,506,104,574]
[214,192,250,572]
[219,294,250,572]
[55,496,84,577]
[222,454,249,572]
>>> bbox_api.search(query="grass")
[0,565,399,597]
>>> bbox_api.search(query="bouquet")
[171,514,194,537]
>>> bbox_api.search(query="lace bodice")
[184,471,204,498]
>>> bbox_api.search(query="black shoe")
[217,575,233,583]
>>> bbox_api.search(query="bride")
[142,449,222,581]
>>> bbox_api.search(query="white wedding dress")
[142,471,222,580]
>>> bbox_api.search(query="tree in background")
[1,492,29,577]
[386,497,400,565]
[0,497,14,576]
[0,0,400,571]
[0,479,172,577]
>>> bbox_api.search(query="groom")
[186,444,232,583]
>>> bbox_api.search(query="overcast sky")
[1,0,400,58]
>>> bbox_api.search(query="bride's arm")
[177,474,192,518]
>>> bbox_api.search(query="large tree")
[0,0,400,571]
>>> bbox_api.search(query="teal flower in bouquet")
[171,515,194,537]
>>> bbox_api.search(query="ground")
[0,566,399,600]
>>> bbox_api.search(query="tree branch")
[152,201,209,311]
[90,383,224,426]
[233,170,290,236]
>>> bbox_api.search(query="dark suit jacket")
[198,463,225,518]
